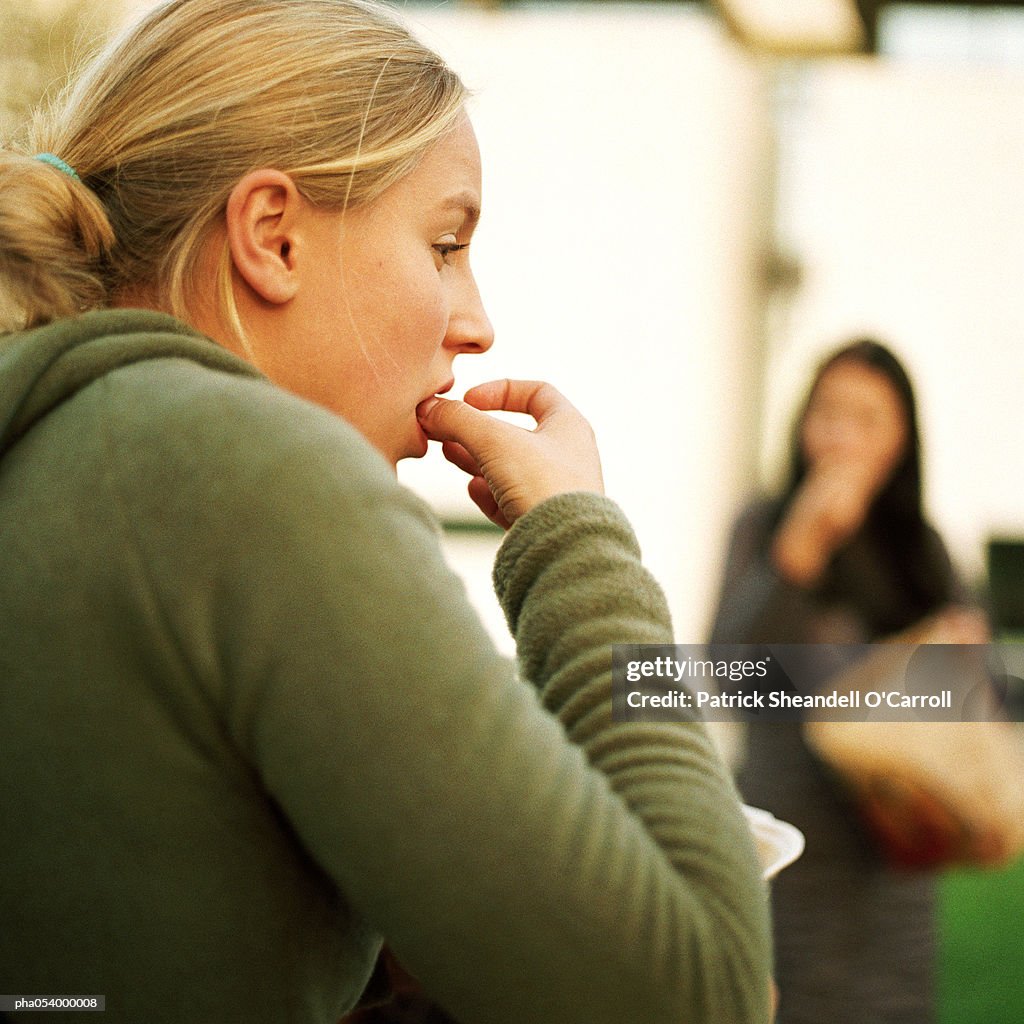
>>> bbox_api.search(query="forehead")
[384,115,482,218]
[812,360,903,413]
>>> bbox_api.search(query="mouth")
[411,379,455,454]
[419,379,455,407]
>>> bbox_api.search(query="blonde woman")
[0,2,770,1022]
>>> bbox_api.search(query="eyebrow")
[442,190,481,229]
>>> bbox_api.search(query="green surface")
[939,857,1024,1024]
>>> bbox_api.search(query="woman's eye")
[434,242,469,265]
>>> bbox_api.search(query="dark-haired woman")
[710,340,985,1024]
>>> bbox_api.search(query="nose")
[445,270,494,355]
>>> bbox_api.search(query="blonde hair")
[0,0,467,338]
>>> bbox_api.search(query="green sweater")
[0,310,770,1023]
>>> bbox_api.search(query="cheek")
[876,429,908,477]
[339,249,450,401]
[851,425,905,492]
[382,281,448,373]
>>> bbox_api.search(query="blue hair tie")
[34,152,81,182]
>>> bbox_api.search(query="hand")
[416,379,604,529]
[794,458,878,547]
[918,605,991,646]
[772,459,878,586]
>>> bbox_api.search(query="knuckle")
[535,380,562,404]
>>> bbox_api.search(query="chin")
[394,422,430,464]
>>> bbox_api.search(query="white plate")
[742,805,805,880]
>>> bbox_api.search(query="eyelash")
[434,242,469,265]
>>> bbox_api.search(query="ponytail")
[0,152,113,333]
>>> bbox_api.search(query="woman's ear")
[225,170,303,304]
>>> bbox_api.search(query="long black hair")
[778,339,953,628]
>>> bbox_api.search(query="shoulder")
[106,353,404,498]
[920,519,952,557]
[88,354,452,651]
[84,350,439,562]
[919,518,959,586]
[728,495,781,545]
[15,307,395,497]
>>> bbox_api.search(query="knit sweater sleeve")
[488,496,774,1022]
[131,374,771,1024]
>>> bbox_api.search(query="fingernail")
[417,396,440,418]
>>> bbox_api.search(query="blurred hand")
[918,605,991,646]
[772,458,879,586]
[416,379,604,529]
[792,457,879,548]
